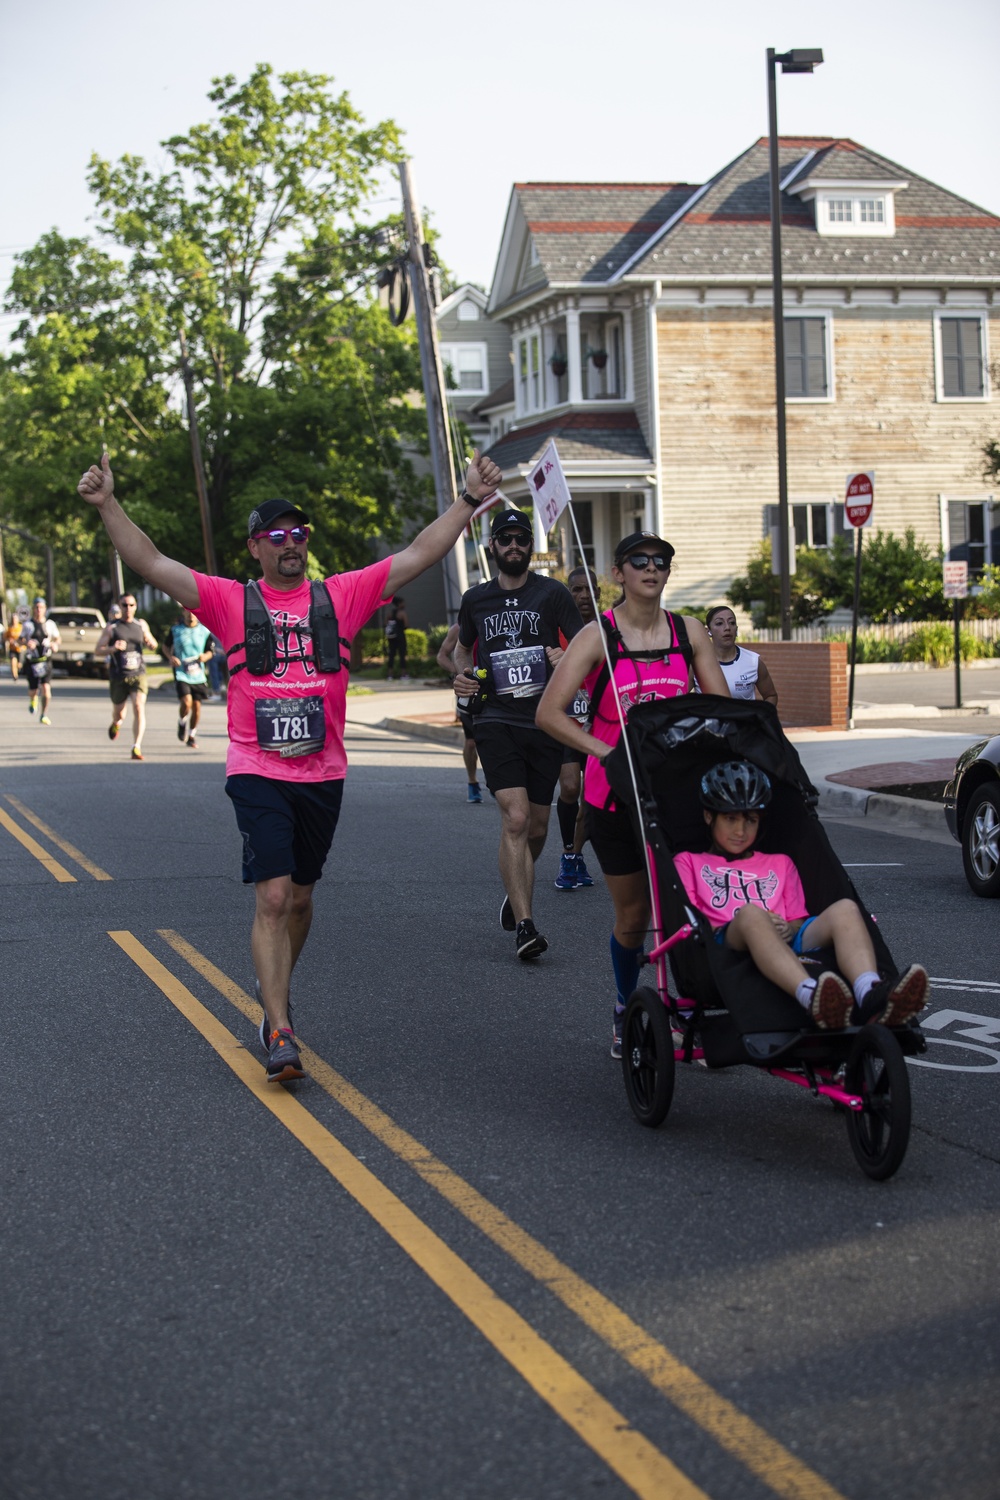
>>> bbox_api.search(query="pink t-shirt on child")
[674,848,808,928]
[192,560,392,783]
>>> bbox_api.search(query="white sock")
[853,971,879,1003]
[795,978,817,1008]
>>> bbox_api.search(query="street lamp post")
[767,46,823,641]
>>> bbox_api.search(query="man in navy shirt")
[454,509,583,960]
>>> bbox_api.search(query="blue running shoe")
[572,854,594,887]
[467,783,483,803]
[554,852,578,890]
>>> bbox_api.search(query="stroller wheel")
[622,990,675,1128]
[844,1025,911,1181]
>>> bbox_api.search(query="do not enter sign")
[845,471,874,528]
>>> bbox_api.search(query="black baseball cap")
[248,498,310,536]
[491,509,533,539]
[614,530,675,567]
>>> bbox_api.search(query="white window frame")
[784,311,836,404]
[933,311,991,403]
[440,341,489,396]
[768,497,841,551]
[814,190,895,237]
[940,493,997,574]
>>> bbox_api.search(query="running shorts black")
[584,801,644,877]
[473,721,562,805]
[175,680,210,702]
[457,707,475,740]
[561,745,586,767]
[225,774,345,886]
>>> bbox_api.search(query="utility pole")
[179,330,218,575]
[399,159,468,620]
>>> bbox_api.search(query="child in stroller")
[676,759,929,1031]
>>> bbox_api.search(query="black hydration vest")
[228,580,351,677]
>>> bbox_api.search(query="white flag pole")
[563,498,661,944]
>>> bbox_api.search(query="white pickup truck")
[47,606,109,677]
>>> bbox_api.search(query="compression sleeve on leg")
[557,797,579,851]
[610,932,643,1011]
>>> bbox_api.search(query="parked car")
[944,734,1000,897]
[46,606,108,678]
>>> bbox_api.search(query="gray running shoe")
[265,1028,305,1084]
[611,1005,624,1059]
[256,979,294,1052]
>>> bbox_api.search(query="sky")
[2,0,999,315]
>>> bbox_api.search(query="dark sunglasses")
[252,526,310,546]
[494,531,530,547]
[623,552,670,572]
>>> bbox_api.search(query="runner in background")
[20,599,60,724]
[4,614,24,681]
[704,606,778,707]
[436,623,482,803]
[554,565,597,891]
[97,593,158,760]
[165,606,215,748]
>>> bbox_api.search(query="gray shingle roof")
[485,412,651,470]
[625,138,1000,281]
[515,183,699,284]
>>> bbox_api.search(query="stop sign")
[845,471,874,528]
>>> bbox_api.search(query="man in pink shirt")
[78,450,501,1082]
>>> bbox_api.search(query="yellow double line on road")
[115,927,846,1500]
[0,794,112,882]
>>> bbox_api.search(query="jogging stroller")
[603,696,927,1181]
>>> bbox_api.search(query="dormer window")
[789,175,905,237]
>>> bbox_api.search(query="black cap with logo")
[490,508,533,539]
[248,498,310,536]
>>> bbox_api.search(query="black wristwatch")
[460,489,478,506]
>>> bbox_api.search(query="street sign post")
[944,560,969,708]
[845,471,875,728]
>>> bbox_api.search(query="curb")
[816,780,948,835]
[382,716,464,748]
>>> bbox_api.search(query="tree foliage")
[727,529,950,627]
[1,66,433,600]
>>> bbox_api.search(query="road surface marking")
[3,795,112,880]
[0,807,76,882]
[159,927,846,1500]
[908,1008,1000,1072]
[113,930,706,1500]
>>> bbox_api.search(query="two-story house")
[483,139,1000,600]
[435,282,513,456]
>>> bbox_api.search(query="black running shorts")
[175,680,210,702]
[473,720,563,805]
[225,774,345,886]
[584,801,644,877]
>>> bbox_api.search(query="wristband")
[460,489,478,506]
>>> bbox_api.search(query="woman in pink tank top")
[536,531,729,1058]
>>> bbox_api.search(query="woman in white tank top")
[705,606,778,706]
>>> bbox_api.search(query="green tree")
[726,539,840,627]
[727,529,948,626]
[1,66,432,594]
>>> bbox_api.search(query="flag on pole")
[529,440,571,533]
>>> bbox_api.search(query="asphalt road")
[1,673,998,1500]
